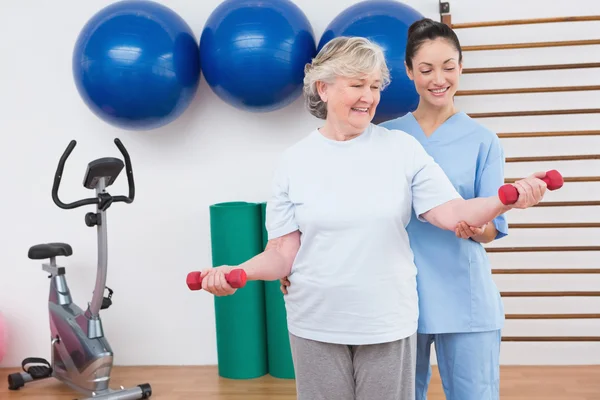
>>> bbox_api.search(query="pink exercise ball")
[0,312,6,362]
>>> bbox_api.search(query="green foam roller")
[209,201,267,379]
[260,202,296,379]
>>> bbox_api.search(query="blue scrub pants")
[415,330,501,400]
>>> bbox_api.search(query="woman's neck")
[319,119,363,141]
[412,101,458,137]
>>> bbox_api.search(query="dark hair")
[405,18,462,70]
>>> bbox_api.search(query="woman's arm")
[421,172,548,232]
[200,230,301,296]
[243,231,300,281]
[422,196,509,231]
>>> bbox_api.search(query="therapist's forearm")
[424,197,511,232]
[471,222,499,243]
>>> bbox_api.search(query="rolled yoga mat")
[209,202,268,379]
[260,202,296,379]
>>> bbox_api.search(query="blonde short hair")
[303,36,391,119]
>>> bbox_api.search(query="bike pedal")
[28,365,52,379]
[22,357,52,379]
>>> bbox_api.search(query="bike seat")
[28,243,73,260]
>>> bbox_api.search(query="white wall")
[0,0,599,368]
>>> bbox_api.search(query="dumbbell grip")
[186,269,247,291]
[498,169,564,205]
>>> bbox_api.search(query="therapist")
[380,18,507,400]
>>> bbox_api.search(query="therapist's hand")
[455,221,486,239]
[280,276,290,295]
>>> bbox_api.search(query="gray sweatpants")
[289,332,416,400]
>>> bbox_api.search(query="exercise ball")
[0,311,6,363]
[200,0,316,112]
[73,0,201,130]
[319,0,424,123]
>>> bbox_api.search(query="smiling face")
[317,70,382,137]
[406,37,462,109]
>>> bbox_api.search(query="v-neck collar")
[408,111,465,143]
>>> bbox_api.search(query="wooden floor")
[1,365,599,399]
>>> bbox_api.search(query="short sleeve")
[265,155,299,240]
[409,138,462,222]
[476,139,509,240]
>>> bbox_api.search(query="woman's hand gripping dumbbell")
[186,267,247,295]
[186,171,564,294]
[498,170,564,206]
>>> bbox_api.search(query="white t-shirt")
[266,123,461,345]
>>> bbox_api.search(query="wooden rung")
[505,176,600,183]
[506,154,600,162]
[502,336,600,342]
[509,222,600,228]
[452,15,600,29]
[456,85,600,96]
[463,62,600,74]
[488,246,600,252]
[536,201,600,207]
[493,268,600,274]
[463,39,600,51]
[506,314,600,319]
[501,291,600,296]
[470,108,600,118]
[498,130,600,138]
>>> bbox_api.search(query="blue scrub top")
[381,112,508,334]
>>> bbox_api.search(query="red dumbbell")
[186,269,247,291]
[498,169,564,205]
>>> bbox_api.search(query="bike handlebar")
[112,138,135,204]
[52,138,135,210]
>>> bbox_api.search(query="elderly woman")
[200,37,547,400]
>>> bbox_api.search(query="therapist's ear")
[405,61,414,81]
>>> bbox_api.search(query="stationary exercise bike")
[7,138,152,399]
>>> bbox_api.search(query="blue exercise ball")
[73,0,201,131]
[200,0,316,112]
[319,0,424,123]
